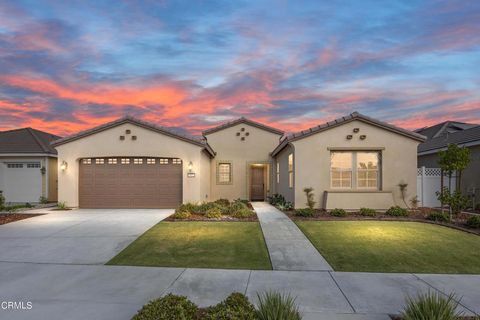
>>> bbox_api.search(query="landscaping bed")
[0,213,43,225]
[296,220,480,273]
[107,221,271,269]
[283,207,480,235]
[165,199,258,221]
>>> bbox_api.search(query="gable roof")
[202,117,284,136]
[418,124,480,154]
[0,128,61,155]
[271,112,426,156]
[415,121,478,139]
[51,116,215,157]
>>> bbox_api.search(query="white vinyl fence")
[417,167,456,208]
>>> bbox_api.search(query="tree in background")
[437,144,470,218]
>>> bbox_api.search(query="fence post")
[421,166,425,207]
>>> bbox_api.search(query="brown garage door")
[79,157,182,208]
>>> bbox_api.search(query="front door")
[250,166,265,201]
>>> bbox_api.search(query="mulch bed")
[164,212,258,222]
[285,207,480,235]
[0,213,43,225]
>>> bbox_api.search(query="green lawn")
[296,221,480,274]
[107,222,271,270]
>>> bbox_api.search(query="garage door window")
[7,163,24,168]
[173,159,182,165]
[134,158,143,164]
[95,159,105,164]
[26,163,41,168]
[147,158,155,164]
[108,158,117,164]
[160,158,169,164]
[121,158,130,164]
[83,159,92,164]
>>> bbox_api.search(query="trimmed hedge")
[132,294,198,320]
[203,292,256,320]
[359,208,376,217]
[329,208,347,217]
[386,206,409,217]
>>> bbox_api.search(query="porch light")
[188,161,193,172]
[60,161,68,171]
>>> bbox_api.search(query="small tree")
[303,187,316,209]
[437,144,470,218]
[398,182,409,208]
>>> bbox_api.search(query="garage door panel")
[79,157,182,208]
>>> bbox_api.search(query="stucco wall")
[55,123,211,207]
[291,120,420,209]
[205,123,282,200]
[274,144,295,203]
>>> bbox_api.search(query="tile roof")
[418,124,480,154]
[0,128,61,155]
[51,116,216,156]
[271,112,426,156]
[202,117,284,136]
[415,121,478,139]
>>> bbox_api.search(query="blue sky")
[0,0,479,135]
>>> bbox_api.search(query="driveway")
[0,209,172,264]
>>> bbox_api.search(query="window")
[95,158,104,164]
[27,163,41,168]
[147,158,155,164]
[172,158,182,165]
[217,162,232,184]
[356,152,379,189]
[330,151,380,189]
[288,154,293,188]
[83,159,91,164]
[121,158,130,164]
[133,158,143,164]
[108,158,117,164]
[7,163,23,168]
[159,158,169,165]
[276,162,280,184]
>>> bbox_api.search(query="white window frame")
[288,154,293,188]
[330,151,381,190]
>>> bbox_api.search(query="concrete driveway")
[0,209,172,264]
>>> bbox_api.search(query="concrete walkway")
[0,262,479,320]
[252,202,333,271]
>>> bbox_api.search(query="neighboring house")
[417,121,480,204]
[0,128,60,203]
[52,112,424,210]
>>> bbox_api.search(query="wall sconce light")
[40,166,46,175]
[60,161,68,171]
[188,161,193,172]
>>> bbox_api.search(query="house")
[416,121,480,205]
[0,128,60,203]
[52,112,425,210]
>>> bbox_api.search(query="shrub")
[386,206,409,217]
[359,208,376,217]
[436,188,469,214]
[204,292,256,320]
[132,294,198,320]
[294,208,315,217]
[330,208,347,217]
[284,202,294,211]
[206,206,223,219]
[177,203,197,214]
[197,202,217,214]
[268,194,286,206]
[256,291,301,320]
[466,215,480,228]
[232,208,254,219]
[427,211,450,223]
[57,201,67,210]
[172,210,191,219]
[39,196,48,204]
[410,196,420,209]
[0,191,5,210]
[303,187,315,209]
[214,198,230,207]
[401,291,462,320]
[228,200,248,215]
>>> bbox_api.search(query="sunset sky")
[0,0,479,137]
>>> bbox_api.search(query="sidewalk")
[252,202,333,271]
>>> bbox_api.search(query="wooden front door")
[250,166,265,201]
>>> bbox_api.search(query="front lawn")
[296,221,480,274]
[107,221,271,270]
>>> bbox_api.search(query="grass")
[107,221,271,270]
[296,220,480,274]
